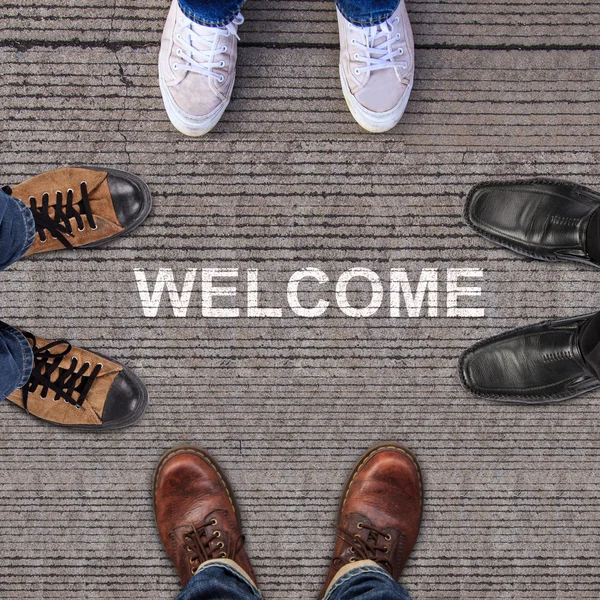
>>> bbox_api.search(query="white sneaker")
[337,2,414,133]
[158,0,243,137]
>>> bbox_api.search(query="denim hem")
[193,560,262,598]
[336,0,400,26]
[15,197,36,258]
[178,1,245,27]
[0,322,33,396]
[324,564,393,600]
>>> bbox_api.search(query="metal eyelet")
[78,225,85,232]
[211,519,218,525]
[217,542,224,549]
[357,523,363,529]
[383,546,389,553]
[186,546,192,552]
[385,534,392,541]
[219,61,225,67]
[173,64,178,70]
[218,75,225,83]
[399,47,404,54]
[354,53,359,60]
[213,531,221,538]
[222,46,227,52]
[191,566,198,575]
[218,552,226,558]
[349,557,356,562]
[354,68,360,75]
[189,557,196,564]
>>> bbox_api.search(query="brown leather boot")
[3,166,151,254]
[319,443,423,599]
[153,445,257,590]
[6,329,148,429]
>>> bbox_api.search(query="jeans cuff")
[192,559,262,598]
[323,560,393,600]
[177,1,245,27]
[335,0,400,26]
[0,322,33,397]
[15,197,36,258]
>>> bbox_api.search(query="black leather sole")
[458,312,600,404]
[464,177,600,268]
[77,165,152,249]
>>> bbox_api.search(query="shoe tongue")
[579,311,600,379]
[585,208,600,264]
[189,20,221,42]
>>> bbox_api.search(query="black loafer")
[459,312,600,404]
[465,179,600,268]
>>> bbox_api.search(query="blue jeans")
[174,560,412,600]
[0,188,36,272]
[0,321,33,400]
[178,0,401,27]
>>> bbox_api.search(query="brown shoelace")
[183,518,245,576]
[333,521,404,574]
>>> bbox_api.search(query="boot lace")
[333,521,403,574]
[172,13,244,82]
[2,181,97,249]
[348,16,408,75]
[20,332,102,412]
[183,518,245,576]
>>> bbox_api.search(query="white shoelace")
[348,16,408,75]
[173,13,244,82]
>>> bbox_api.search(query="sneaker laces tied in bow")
[333,522,403,573]
[21,332,102,412]
[183,518,245,575]
[2,181,97,250]
[173,13,244,82]
[349,17,408,75]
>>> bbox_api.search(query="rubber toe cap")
[107,173,149,229]
[102,368,148,427]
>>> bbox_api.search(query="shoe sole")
[158,68,230,137]
[152,444,242,527]
[76,165,153,249]
[339,64,413,134]
[464,177,600,269]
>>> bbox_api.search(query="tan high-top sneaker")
[4,166,151,255]
[159,0,243,137]
[337,2,414,133]
[7,330,148,430]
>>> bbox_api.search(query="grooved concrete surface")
[1,1,600,599]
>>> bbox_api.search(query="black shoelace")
[2,182,96,249]
[21,332,102,411]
